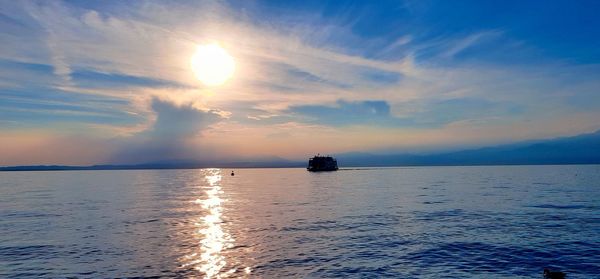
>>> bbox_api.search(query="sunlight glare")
[191,44,235,86]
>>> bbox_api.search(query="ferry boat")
[307,155,338,172]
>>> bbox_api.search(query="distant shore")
[2,162,600,172]
[3,129,599,172]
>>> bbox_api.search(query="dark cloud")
[109,98,223,164]
[288,98,523,127]
[70,70,190,89]
[146,98,222,138]
[360,68,401,84]
[269,62,352,90]
[288,99,397,126]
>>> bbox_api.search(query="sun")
[191,43,235,86]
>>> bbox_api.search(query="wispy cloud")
[441,30,503,58]
[1,1,599,164]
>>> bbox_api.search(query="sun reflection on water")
[181,169,245,278]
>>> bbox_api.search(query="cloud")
[360,68,402,84]
[0,97,227,165]
[108,98,224,164]
[1,1,600,165]
[288,99,397,126]
[146,98,222,138]
[287,98,523,128]
[70,70,189,90]
[441,31,503,58]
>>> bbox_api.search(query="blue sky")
[0,0,599,165]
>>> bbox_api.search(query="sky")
[1,0,599,165]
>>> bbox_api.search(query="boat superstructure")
[307,155,338,171]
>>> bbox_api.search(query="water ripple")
[1,165,598,278]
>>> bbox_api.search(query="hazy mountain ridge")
[337,130,600,166]
[2,130,599,171]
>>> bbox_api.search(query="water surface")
[1,165,599,278]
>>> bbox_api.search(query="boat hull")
[307,167,338,172]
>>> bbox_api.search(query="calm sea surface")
[1,165,599,278]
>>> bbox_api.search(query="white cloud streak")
[1,1,599,164]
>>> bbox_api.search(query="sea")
[1,165,599,278]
